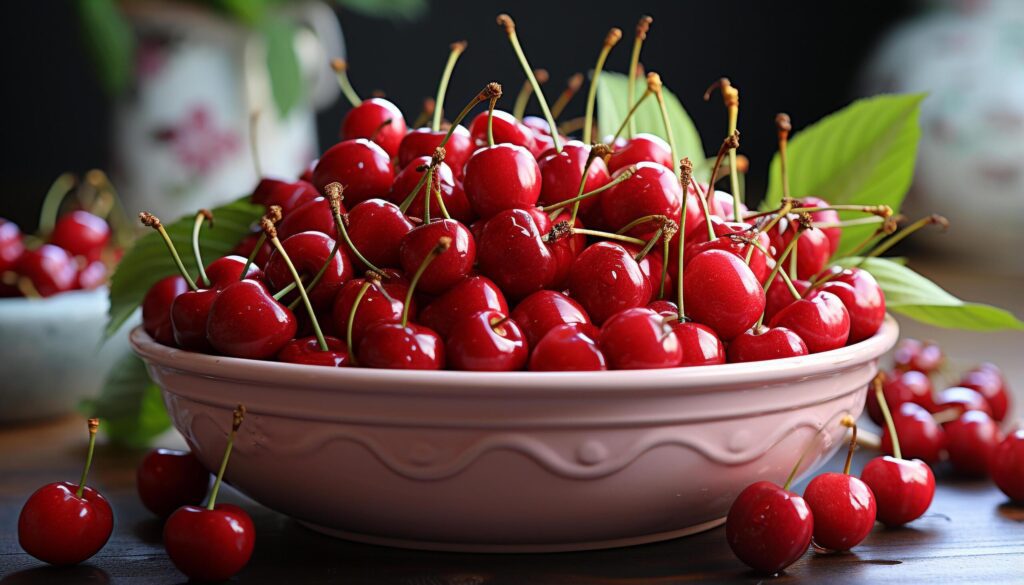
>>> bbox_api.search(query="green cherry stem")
[207,405,245,510]
[325,183,386,275]
[402,237,452,327]
[776,113,792,200]
[626,16,653,139]
[649,73,678,174]
[841,415,857,475]
[874,374,902,460]
[346,275,380,367]
[240,206,283,281]
[432,41,468,132]
[513,69,548,120]
[676,158,694,321]
[568,144,610,224]
[497,14,561,152]
[75,418,100,498]
[582,27,623,145]
[551,73,584,121]
[263,219,328,351]
[864,214,949,260]
[705,78,742,220]
[38,173,77,235]
[615,214,669,236]
[633,227,664,262]
[610,88,654,144]
[440,82,501,149]
[139,212,197,291]
[564,228,645,246]
[331,58,362,108]
[191,210,213,286]
[541,164,636,214]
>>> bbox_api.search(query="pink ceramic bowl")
[131,317,898,553]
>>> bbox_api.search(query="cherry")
[682,221,770,285]
[446,310,528,371]
[341,97,407,158]
[958,364,1010,422]
[250,177,319,214]
[49,210,110,261]
[800,196,841,254]
[932,386,993,418]
[727,325,808,363]
[391,156,475,223]
[817,266,885,344]
[137,449,210,518]
[763,275,811,323]
[206,279,297,359]
[683,249,765,341]
[399,125,473,179]
[606,133,673,173]
[599,307,681,369]
[892,338,944,374]
[991,430,1024,502]
[312,139,394,206]
[768,217,831,280]
[463,143,542,219]
[568,242,652,325]
[0,217,25,273]
[726,480,813,575]
[142,275,189,346]
[510,290,590,347]
[171,288,219,352]
[398,219,475,294]
[331,274,411,348]
[866,370,935,426]
[601,162,682,235]
[666,320,726,366]
[345,198,415,269]
[529,323,606,371]
[278,196,341,241]
[537,140,610,214]
[17,244,78,297]
[277,335,350,367]
[264,231,352,310]
[468,109,535,151]
[803,417,876,552]
[419,275,508,339]
[879,402,946,465]
[164,406,254,582]
[476,208,562,300]
[74,260,106,290]
[18,419,112,566]
[622,244,671,300]
[769,290,850,354]
[200,254,263,288]
[944,410,1001,477]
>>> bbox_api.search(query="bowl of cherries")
[0,173,124,422]
[126,15,915,552]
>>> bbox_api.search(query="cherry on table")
[866,369,935,426]
[446,309,528,371]
[958,364,1010,422]
[137,449,211,518]
[944,410,1001,477]
[529,323,606,371]
[991,429,1024,502]
[893,338,944,374]
[879,402,946,465]
[726,480,813,575]
[932,386,993,418]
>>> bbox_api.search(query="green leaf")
[81,354,170,448]
[106,196,264,338]
[263,20,304,116]
[765,94,926,257]
[333,0,428,21]
[597,71,705,176]
[75,0,135,95]
[835,257,1024,331]
[211,0,272,24]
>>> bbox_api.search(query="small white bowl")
[133,317,899,553]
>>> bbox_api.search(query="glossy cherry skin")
[606,133,673,173]
[727,325,808,363]
[803,473,876,551]
[893,338,944,374]
[164,504,254,582]
[331,276,411,347]
[278,196,339,241]
[468,109,536,151]
[763,276,811,324]
[446,310,528,371]
[232,233,273,268]
[880,402,946,465]
[344,198,415,269]
[683,249,765,341]
[529,323,607,371]
[137,449,210,518]
[312,139,395,206]
[799,196,841,253]
[818,267,886,343]
[341,97,407,158]
[991,430,1024,502]
[860,456,935,527]
[601,162,683,235]
[200,255,264,289]
[768,219,831,280]
[357,322,444,370]
[959,364,1010,422]
[725,481,813,575]
[170,288,218,352]
[389,157,475,224]
[264,231,353,310]
[48,210,110,262]
[599,307,681,370]
[398,219,475,294]
[867,370,935,426]
[945,410,1001,476]
[476,209,561,301]
[419,276,508,339]
[537,140,610,214]
[769,290,850,354]
[398,125,473,178]
[568,242,652,325]
[18,482,113,565]
[511,290,590,347]
[0,217,25,272]
[463,143,542,219]
[206,280,297,359]
[932,386,993,417]
[277,335,350,367]
[250,177,319,213]
[682,228,770,288]
[73,259,107,289]
[17,244,78,297]
[142,275,189,346]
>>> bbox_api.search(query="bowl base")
[297,517,726,553]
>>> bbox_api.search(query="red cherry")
[670,321,727,366]
[511,290,590,347]
[768,218,831,281]
[769,290,850,353]
[568,242,652,325]
[277,335,351,367]
[341,97,407,158]
[945,410,1001,477]
[537,140,610,214]
[725,481,813,574]
[398,220,475,294]
[446,310,528,371]
[463,143,542,219]
[136,449,210,518]
[601,162,682,234]
[419,276,508,339]
[468,109,535,151]
[331,276,411,347]
[171,288,219,352]
[231,233,273,268]
[727,325,808,363]
[164,504,254,582]
[398,125,473,178]
[264,231,353,310]
[390,157,475,224]
[959,364,1010,422]
[278,196,340,241]
[803,473,876,551]
[206,279,297,359]
[866,370,935,426]
[312,139,394,206]
[345,199,415,269]
[991,429,1024,502]
[0,217,25,272]
[683,249,765,341]
[476,208,562,301]
[529,323,606,371]
[200,254,263,288]
[817,267,885,343]
[880,402,946,465]
[250,177,319,213]
[142,275,190,346]
[49,210,110,261]
[620,245,671,299]
[861,456,935,527]
[682,221,770,285]
[606,133,673,173]
[763,276,811,324]
[893,338,944,374]
[17,244,78,297]
[799,196,841,254]
[681,182,725,240]
[933,386,993,418]
[647,299,679,316]
[357,322,445,369]
[75,260,106,291]
[599,307,681,370]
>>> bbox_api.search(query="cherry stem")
[931,407,961,425]
[864,214,949,260]
[249,111,262,178]
[744,204,892,220]
[272,279,301,301]
[432,168,452,220]
[649,73,678,176]
[325,183,385,275]
[513,68,548,120]
[706,131,740,206]
[551,73,584,121]
[626,16,653,139]
[659,234,671,300]
[777,267,801,300]
[633,228,664,262]
[567,228,646,246]
[75,418,99,498]
[286,240,339,312]
[874,374,902,460]
[191,210,212,286]
[402,237,451,327]
[611,89,654,144]
[85,170,132,248]
[582,28,623,145]
[776,113,792,200]
[541,165,636,213]
[568,146,606,224]
[331,58,361,108]
[264,221,328,351]
[240,206,282,281]
[841,415,857,475]
[207,405,244,510]
[497,14,561,152]
[705,79,742,220]
[677,158,694,320]
[399,166,435,213]
[432,42,467,132]
[695,178,716,242]
[139,212,198,291]
[755,228,805,329]
[38,173,77,235]
[486,96,498,147]
[813,216,886,229]
[439,83,499,149]
[346,279,375,366]
[422,167,435,223]
[615,214,668,235]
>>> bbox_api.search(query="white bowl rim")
[131,316,899,397]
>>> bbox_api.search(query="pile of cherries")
[138,14,906,372]
[726,339,1022,576]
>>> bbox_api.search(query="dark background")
[0,0,915,229]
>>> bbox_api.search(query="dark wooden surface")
[1,414,1022,585]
